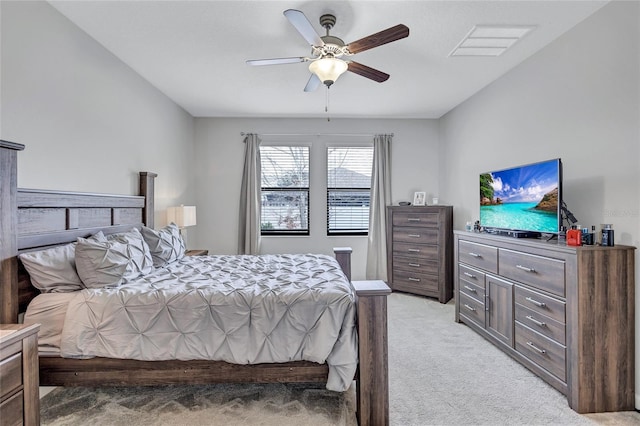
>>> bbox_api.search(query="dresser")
[454,231,635,413]
[0,323,40,426]
[386,206,453,303]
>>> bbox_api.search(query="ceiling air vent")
[449,25,535,57]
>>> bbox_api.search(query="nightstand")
[186,249,208,256]
[0,323,40,426]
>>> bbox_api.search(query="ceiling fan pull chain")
[326,87,331,121]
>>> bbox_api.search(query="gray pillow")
[75,238,130,288]
[140,223,186,268]
[19,244,84,293]
[75,229,153,289]
[107,228,153,279]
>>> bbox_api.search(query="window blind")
[327,146,373,235]
[260,146,310,235]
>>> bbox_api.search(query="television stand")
[454,231,636,413]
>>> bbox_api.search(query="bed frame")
[0,141,390,425]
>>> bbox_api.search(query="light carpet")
[40,293,640,425]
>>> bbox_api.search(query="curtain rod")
[240,132,393,138]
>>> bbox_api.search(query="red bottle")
[566,228,582,246]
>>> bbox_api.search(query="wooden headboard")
[0,140,156,322]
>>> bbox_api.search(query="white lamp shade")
[167,205,197,227]
[309,57,348,86]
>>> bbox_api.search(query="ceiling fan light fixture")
[309,57,348,87]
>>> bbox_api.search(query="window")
[260,145,310,235]
[327,146,373,235]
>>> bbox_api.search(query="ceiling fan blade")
[346,24,409,54]
[246,57,307,66]
[304,74,321,92]
[284,9,324,47]
[347,61,390,83]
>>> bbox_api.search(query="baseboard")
[636,394,640,410]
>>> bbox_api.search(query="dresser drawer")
[393,242,438,258]
[393,227,439,245]
[392,270,439,292]
[459,264,485,287]
[393,255,439,275]
[458,240,498,273]
[460,280,484,302]
[0,353,22,399]
[514,285,565,325]
[0,390,23,426]
[499,249,565,297]
[515,304,566,345]
[459,264,485,301]
[459,292,485,327]
[392,211,439,227]
[0,340,21,361]
[515,322,566,382]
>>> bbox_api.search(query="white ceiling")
[49,1,609,119]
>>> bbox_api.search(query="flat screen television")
[479,158,562,236]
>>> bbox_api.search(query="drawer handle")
[408,234,421,238]
[516,264,536,273]
[408,277,421,282]
[526,315,546,327]
[463,272,476,279]
[526,341,546,354]
[408,248,421,253]
[463,285,477,293]
[468,252,481,258]
[407,218,421,222]
[525,297,546,308]
[408,263,421,267]
[463,304,476,312]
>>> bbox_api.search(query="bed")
[0,140,390,425]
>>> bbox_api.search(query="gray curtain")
[366,134,392,280]
[238,133,262,254]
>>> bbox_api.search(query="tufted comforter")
[58,254,358,391]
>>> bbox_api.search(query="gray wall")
[192,117,440,280]
[440,1,640,406]
[0,1,195,225]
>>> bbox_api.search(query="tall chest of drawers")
[386,206,453,303]
[454,231,636,414]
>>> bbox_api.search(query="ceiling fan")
[246,9,409,92]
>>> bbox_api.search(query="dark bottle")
[601,224,614,247]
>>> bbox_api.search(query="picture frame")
[413,191,426,206]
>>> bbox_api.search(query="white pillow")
[19,244,84,293]
[140,223,185,268]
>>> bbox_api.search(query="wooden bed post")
[0,140,25,323]
[352,280,391,426]
[332,248,391,425]
[139,171,157,228]
[333,247,352,282]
